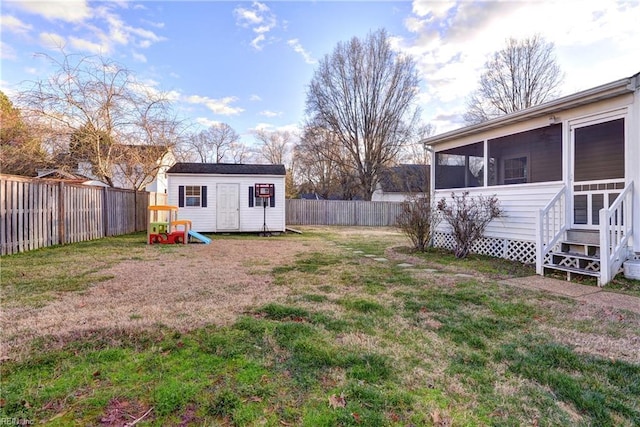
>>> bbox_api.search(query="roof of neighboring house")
[167,163,286,176]
[34,169,109,186]
[378,164,429,193]
[423,71,640,147]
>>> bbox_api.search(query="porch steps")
[543,230,601,281]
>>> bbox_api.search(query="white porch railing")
[599,181,634,285]
[536,185,568,274]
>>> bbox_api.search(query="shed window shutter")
[270,186,276,208]
[201,186,207,207]
[248,186,254,207]
[178,186,184,207]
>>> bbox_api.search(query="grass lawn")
[1,227,639,426]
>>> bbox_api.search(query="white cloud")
[1,15,33,34]
[250,34,266,50]
[234,1,277,50]
[259,110,281,118]
[13,0,92,23]
[250,94,262,102]
[1,41,16,60]
[196,117,223,128]
[39,32,66,49]
[0,80,18,98]
[141,19,165,29]
[401,0,640,132]
[132,51,147,63]
[165,90,181,102]
[250,122,300,134]
[287,39,317,64]
[186,95,245,116]
[69,36,105,54]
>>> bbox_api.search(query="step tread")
[544,263,600,277]
[561,240,600,247]
[549,251,600,261]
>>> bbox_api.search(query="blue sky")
[2,0,639,149]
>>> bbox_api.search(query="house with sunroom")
[166,163,286,233]
[423,71,639,286]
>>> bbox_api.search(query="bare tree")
[464,34,563,124]
[228,140,252,164]
[187,123,239,163]
[253,129,293,165]
[0,91,48,176]
[305,28,420,200]
[18,51,177,187]
[398,123,434,165]
[295,126,342,199]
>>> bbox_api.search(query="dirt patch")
[99,398,152,426]
[1,238,317,360]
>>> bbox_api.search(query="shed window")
[185,186,201,206]
[179,185,207,208]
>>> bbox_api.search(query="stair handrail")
[599,181,634,285]
[536,185,568,274]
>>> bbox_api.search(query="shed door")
[216,183,239,230]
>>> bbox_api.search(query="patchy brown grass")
[1,238,316,360]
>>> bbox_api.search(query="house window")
[185,186,201,206]
[488,124,562,186]
[503,156,528,184]
[435,142,484,189]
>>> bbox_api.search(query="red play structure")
[147,205,191,245]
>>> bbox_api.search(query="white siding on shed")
[167,174,285,233]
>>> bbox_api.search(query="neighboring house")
[144,149,176,194]
[35,169,109,187]
[372,164,429,202]
[67,145,175,191]
[423,71,640,286]
[166,163,286,233]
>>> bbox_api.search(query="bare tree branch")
[304,29,421,200]
[17,51,179,187]
[464,34,564,124]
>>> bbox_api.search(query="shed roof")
[167,163,286,176]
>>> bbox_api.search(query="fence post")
[58,181,65,244]
[102,187,109,237]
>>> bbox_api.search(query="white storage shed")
[166,163,286,233]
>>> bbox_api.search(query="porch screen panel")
[574,118,624,182]
[488,124,562,186]
[435,142,484,189]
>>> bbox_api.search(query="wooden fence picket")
[0,174,151,255]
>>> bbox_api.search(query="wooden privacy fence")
[1,174,150,255]
[286,199,403,227]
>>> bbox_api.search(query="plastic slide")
[188,230,212,244]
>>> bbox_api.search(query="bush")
[437,192,503,258]
[397,195,440,252]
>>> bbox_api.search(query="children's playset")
[147,205,211,245]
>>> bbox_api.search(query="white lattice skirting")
[432,232,537,264]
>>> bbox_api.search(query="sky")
[1,0,639,150]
